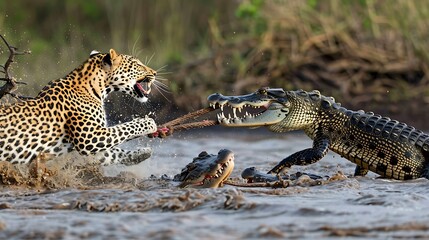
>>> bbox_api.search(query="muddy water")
[1,129,429,239]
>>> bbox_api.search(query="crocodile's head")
[207,87,290,128]
[174,149,234,188]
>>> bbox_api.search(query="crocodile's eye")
[259,88,268,95]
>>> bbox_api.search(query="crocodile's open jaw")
[207,88,290,127]
[177,149,235,188]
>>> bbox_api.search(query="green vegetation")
[1,0,429,125]
[0,1,238,92]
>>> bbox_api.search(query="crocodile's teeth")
[233,108,237,118]
[220,104,224,111]
[228,113,232,119]
[238,107,242,113]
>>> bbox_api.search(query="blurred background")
[1,0,429,128]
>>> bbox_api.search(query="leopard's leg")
[48,140,74,156]
[67,115,157,156]
[44,140,151,166]
[96,146,152,166]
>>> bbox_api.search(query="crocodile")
[173,149,234,188]
[241,167,324,183]
[207,87,429,180]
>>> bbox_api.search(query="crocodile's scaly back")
[276,90,429,179]
[208,88,429,180]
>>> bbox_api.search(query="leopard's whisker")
[156,72,172,76]
[153,83,172,102]
[131,34,142,57]
[156,65,168,72]
[154,79,171,91]
[134,49,144,58]
[145,53,156,65]
[154,77,169,83]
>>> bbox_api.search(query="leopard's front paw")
[148,126,173,138]
[143,117,157,134]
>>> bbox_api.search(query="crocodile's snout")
[207,93,223,101]
[207,88,290,127]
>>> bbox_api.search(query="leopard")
[0,49,159,166]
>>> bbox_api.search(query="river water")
[1,128,429,239]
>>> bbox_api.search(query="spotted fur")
[0,49,158,165]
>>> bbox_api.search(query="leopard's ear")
[109,49,118,60]
[108,49,122,67]
[102,49,122,70]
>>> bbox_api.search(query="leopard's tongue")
[134,82,150,97]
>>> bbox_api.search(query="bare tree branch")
[0,34,33,100]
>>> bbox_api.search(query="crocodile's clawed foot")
[269,179,290,188]
[270,173,289,188]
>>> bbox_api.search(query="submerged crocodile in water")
[173,149,234,188]
[207,87,429,180]
[241,167,324,183]
[173,149,318,188]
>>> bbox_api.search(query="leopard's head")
[100,49,157,103]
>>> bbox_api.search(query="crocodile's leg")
[419,164,429,179]
[268,133,330,174]
[354,165,369,176]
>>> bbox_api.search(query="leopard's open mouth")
[134,77,152,98]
